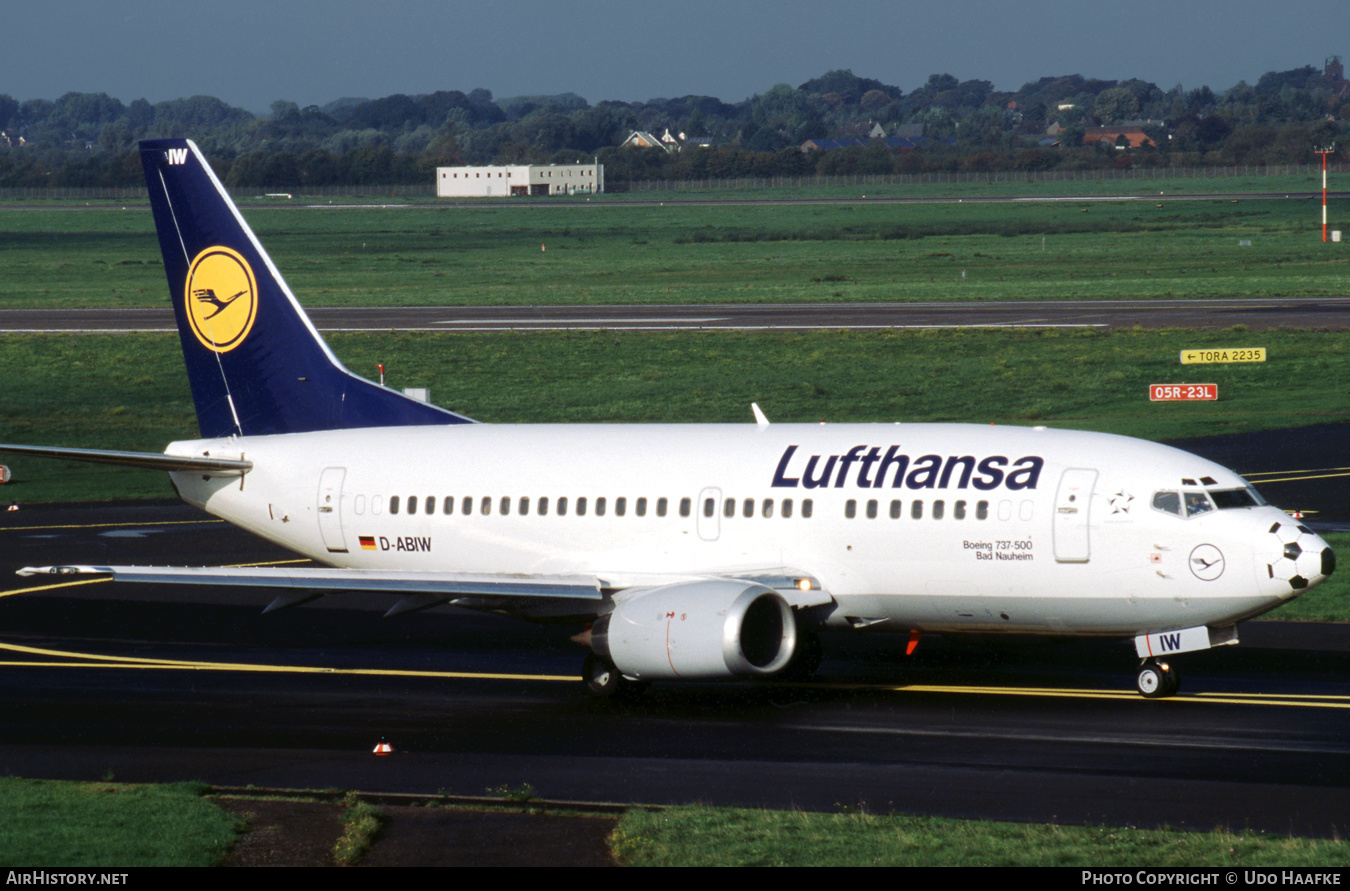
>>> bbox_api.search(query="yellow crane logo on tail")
[184,246,257,353]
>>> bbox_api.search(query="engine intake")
[592,580,797,681]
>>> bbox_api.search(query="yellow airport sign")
[1180,348,1266,365]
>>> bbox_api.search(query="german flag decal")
[359,536,377,550]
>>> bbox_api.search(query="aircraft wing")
[18,564,600,599]
[15,563,832,617]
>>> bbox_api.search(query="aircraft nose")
[1263,520,1335,592]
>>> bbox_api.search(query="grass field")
[611,805,1350,867]
[1,186,1345,502]
[4,779,1347,867]
[0,778,238,867]
[1,326,1346,502]
[2,188,1348,308]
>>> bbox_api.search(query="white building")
[436,164,603,198]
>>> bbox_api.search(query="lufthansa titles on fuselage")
[770,444,1044,491]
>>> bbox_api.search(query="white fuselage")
[168,421,1322,637]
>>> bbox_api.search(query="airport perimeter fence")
[609,163,1349,193]
[2,163,1346,200]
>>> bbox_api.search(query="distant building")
[800,135,928,153]
[1081,126,1154,150]
[436,164,603,198]
[620,130,669,151]
[619,129,712,152]
[800,123,927,153]
[618,128,712,153]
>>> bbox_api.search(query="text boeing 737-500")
[0,139,1334,699]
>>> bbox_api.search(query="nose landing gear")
[1136,659,1180,698]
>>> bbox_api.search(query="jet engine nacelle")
[591,580,797,681]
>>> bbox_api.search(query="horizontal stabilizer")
[0,443,251,476]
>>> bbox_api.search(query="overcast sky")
[9,1,1349,113]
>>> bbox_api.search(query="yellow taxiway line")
[1,639,1347,707]
[0,519,224,532]
[0,640,575,683]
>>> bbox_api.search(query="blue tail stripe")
[140,139,474,438]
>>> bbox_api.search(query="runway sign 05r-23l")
[1149,383,1218,401]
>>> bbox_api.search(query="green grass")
[4,778,1345,867]
[333,794,385,866]
[2,327,1346,503]
[2,191,1347,308]
[0,778,240,867]
[611,805,1350,867]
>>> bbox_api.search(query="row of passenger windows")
[844,498,990,520]
[706,496,990,520]
[707,497,813,518]
[354,493,994,521]
[362,495,690,518]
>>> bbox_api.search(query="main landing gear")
[1135,659,1180,698]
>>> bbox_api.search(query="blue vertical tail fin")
[139,139,473,438]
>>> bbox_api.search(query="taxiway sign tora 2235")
[1,139,1334,698]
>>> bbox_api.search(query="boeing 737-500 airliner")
[1,139,1334,698]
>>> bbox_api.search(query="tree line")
[2,65,1348,188]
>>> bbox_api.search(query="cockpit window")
[1153,490,1225,517]
[1152,491,1181,516]
[1209,488,1260,509]
[1183,492,1214,517]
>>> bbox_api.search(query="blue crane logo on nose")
[1189,544,1225,581]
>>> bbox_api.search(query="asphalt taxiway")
[0,491,1346,836]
